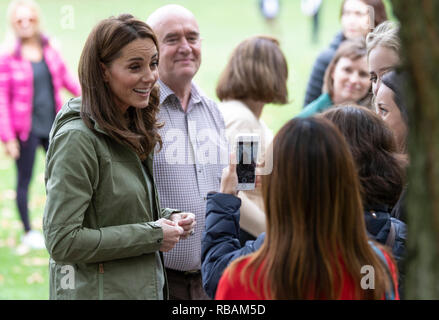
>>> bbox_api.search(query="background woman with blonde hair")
[212,117,399,299]
[216,35,288,244]
[0,0,80,249]
[366,20,401,96]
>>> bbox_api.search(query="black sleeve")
[303,49,335,107]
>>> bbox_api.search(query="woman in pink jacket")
[0,0,80,248]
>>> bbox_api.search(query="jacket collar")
[13,34,49,58]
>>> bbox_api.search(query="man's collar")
[157,79,202,106]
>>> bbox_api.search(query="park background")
[0,0,393,299]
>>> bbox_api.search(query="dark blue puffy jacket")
[303,31,345,107]
[201,193,405,299]
[364,204,407,298]
[201,192,265,299]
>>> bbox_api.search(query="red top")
[215,251,399,300]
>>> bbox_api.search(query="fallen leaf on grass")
[1,220,12,228]
[11,221,21,229]
[12,266,23,274]
[0,274,4,284]
[2,190,16,201]
[29,195,46,210]
[0,158,13,170]
[31,219,43,229]
[26,272,44,284]
[22,257,48,267]
[15,244,31,256]
[5,237,17,247]
[1,208,14,219]
[36,173,45,184]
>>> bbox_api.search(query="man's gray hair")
[146,4,195,29]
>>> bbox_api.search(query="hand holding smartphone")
[236,134,260,191]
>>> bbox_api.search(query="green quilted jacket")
[43,97,176,300]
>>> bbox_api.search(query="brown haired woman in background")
[216,35,288,244]
[297,39,371,118]
[43,14,195,300]
[213,117,399,299]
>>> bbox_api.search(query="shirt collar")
[158,79,202,106]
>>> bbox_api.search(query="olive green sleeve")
[43,130,163,264]
[160,208,180,220]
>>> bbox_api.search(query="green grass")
[0,0,352,299]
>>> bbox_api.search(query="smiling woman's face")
[102,38,159,113]
[375,83,407,151]
[331,56,371,104]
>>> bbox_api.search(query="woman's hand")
[220,153,238,195]
[170,212,196,240]
[156,218,184,252]
[4,139,20,159]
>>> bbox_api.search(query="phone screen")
[237,141,257,183]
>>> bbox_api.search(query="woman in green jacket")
[43,14,195,300]
[297,39,372,118]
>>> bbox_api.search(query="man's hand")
[156,218,184,252]
[170,212,196,240]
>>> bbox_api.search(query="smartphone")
[235,134,260,191]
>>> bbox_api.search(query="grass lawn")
[0,0,370,299]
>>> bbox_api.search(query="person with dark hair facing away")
[303,0,387,107]
[206,117,398,300]
[297,39,371,118]
[43,14,195,300]
[216,35,288,246]
[321,105,407,297]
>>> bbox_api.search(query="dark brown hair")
[228,117,394,299]
[216,35,288,106]
[322,105,405,208]
[340,0,388,28]
[323,39,371,107]
[381,71,408,125]
[78,14,162,160]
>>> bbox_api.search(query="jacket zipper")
[98,263,104,300]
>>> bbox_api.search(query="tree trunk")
[390,0,439,299]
